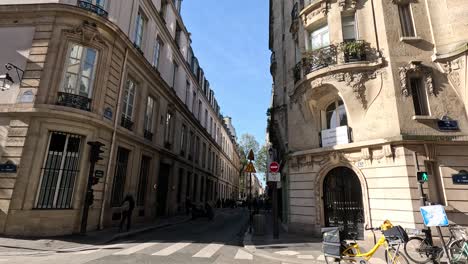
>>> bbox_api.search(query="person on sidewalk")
[119,194,135,232]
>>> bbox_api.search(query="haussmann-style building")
[0,0,242,236]
[268,0,468,237]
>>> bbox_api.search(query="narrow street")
[0,208,299,264]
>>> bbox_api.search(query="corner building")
[0,0,241,236]
[268,0,468,236]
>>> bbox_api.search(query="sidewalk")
[0,214,191,253]
[243,212,389,264]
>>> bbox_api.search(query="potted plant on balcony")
[339,40,366,62]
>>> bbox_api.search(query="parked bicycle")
[448,227,467,263]
[404,225,466,263]
[322,220,410,264]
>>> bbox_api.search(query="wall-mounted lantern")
[0,63,24,91]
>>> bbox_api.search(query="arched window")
[325,100,347,129]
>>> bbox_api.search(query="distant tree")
[238,133,260,166]
[256,144,268,173]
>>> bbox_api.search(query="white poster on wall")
[321,126,349,147]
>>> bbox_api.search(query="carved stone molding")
[398,61,435,97]
[441,58,463,90]
[338,0,358,11]
[291,70,378,109]
[64,21,106,45]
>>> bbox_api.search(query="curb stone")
[0,218,191,254]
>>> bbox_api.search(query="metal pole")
[81,160,95,234]
[249,171,252,233]
[436,226,451,262]
[413,151,434,245]
[272,181,279,239]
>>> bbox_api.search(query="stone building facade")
[268,0,468,236]
[0,0,241,236]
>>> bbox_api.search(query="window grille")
[111,147,130,207]
[36,132,82,209]
[137,155,150,206]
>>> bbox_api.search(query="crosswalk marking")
[297,254,315,259]
[234,249,253,260]
[73,243,128,255]
[317,254,325,261]
[193,243,223,258]
[152,242,191,256]
[113,242,159,255]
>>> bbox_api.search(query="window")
[192,91,197,114]
[152,38,163,68]
[160,0,167,20]
[164,110,175,147]
[134,10,146,48]
[172,62,179,88]
[180,124,187,156]
[192,174,198,201]
[197,100,202,120]
[144,96,155,138]
[175,24,182,48]
[84,0,106,8]
[398,4,415,37]
[202,143,206,168]
[325,100,347,129]
[121,78,136,130]
[111,147,130,207]
[36,132,82,209]
[174,0,182,12]
[189,131,195,160]
[209,117,213,135]
[410,78,429,115]
[310,24,329,50]
[185,81,190,105]
[204,110,208,128]
[342,15,357,41]
[195,136,200,163]
[137,156,151,206]
[62,43,98,98]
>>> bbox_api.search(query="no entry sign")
[269,162,280,173]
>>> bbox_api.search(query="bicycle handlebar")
[364,224,381,231]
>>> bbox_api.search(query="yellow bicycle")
[323,221,410,264]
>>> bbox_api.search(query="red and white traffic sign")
[269,162,280,173]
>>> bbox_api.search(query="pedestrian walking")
[119,194,135,232]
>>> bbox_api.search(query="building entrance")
[323,167,364,238]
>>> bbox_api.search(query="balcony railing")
[120,116,134,131]
[77,0,108,18]
[144,130,153,141]
[56,92,92,111]
[294,45,337,82]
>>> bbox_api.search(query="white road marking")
[193,243,223,258]
[297,254,315,259]
[152,242,191,256]
[234,249,253,260]
[73,243,128,255]
[317,254,325,261]
[275,250,300,256]
[113,242,159,255]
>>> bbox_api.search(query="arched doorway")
[323,167,364,238]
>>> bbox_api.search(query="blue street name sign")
[0,163,17,173]
[452,170,468,185]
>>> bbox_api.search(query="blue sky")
[181,0,271,145]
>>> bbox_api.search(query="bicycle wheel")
[403,237,432,263]
[386,247,409,264]
[448,239,467,263]
[324,255,342,264]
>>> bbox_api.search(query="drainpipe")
[99,47,129,230]
[370,0,381,55]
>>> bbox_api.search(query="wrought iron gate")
[323,167,364,239]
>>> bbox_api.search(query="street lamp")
[0,63,24,91]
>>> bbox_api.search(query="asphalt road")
[2,208,290,264]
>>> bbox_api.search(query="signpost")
[245,150,255,234]
[420,205,451,262]
[268,161,280,239]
